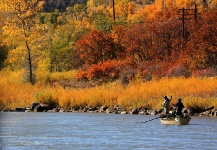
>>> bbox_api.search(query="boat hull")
[160,116,191,125]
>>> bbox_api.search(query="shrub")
[34,89,57,108]
[76,60,124,81]
[192,67,217,77]
[167,64,191,78]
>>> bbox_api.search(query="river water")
[0,112,216,150]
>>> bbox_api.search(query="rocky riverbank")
[1,102,217,117]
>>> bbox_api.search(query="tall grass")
[0,70,37,109]
[0,70,217,110]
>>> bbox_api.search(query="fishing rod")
[141,116,161,123]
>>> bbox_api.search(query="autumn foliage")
[1,1,217,81]
[76,30,116,65]
[1,1,217,110]
[76,60,125,80]
[76,8,217,80]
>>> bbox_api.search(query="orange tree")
[111,25,128,60]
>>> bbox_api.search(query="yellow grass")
[0,70,37,109]
[0,70,217,110]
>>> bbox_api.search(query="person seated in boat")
[162,95,172,114]
[173,98,184,116]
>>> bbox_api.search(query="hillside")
[0,0,217,111]
[1,0,217,85]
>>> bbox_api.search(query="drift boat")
[160,115,191,125]
[142,106,213,124]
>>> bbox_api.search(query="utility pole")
[181,7,185,38]
[113,0,115,21]
[179,4,198,38]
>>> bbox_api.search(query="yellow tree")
[175,0,195,8]
[114,0,128,19]
[0,7,8,70]
[1,0,44,84]
[210,0,217,8]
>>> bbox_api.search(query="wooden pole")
[113,0,115,21]
[182,7,185,38]
[194,4,197,19]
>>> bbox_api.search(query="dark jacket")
[174,102,184,112]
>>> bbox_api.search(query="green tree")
[90,9,113,33]
[74,4,87,21]
[49,25,81,71]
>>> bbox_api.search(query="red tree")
[121,24,154,63]
[76,30,116,66]
[184,9,217,70]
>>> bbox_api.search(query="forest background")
[0,0,217,111]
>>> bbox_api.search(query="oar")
[141,116,161,123]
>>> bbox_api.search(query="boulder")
[106,108,112,113]
[120,111,128,114]
[59,108,65,112]
[33,104,43,112]
[48,107,59,112]
[200,110,211,116]
[114,105,122,111]
[88,107,95,111]
[82,107,88,112]
[29,102,40,110]
[2,108,11,112]
[131,108,139,114]
[41,104,49,111]
[25,109,32,112]
[151,110,158,115]
[138,111,145,115]
[100,106,108,112]
[113,110,119,114]
[139,110,150,115]
[71,106,80,112]
[15,108,26,112]
[211,110,217,117]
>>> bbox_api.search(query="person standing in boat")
[174,98,184,116]
[162,95,172,114]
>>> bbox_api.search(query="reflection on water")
[0,112,217,150]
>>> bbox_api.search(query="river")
[0,112,216,150]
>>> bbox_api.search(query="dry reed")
[1,70,217,110]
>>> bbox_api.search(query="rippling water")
[0,112,217,150]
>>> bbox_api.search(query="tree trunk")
[25,41,33,84]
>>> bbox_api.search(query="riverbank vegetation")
[1,70,217,111]
[1,0,217,111]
